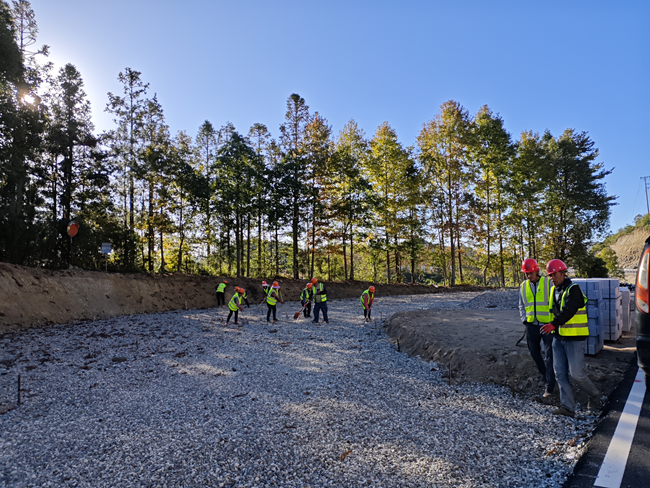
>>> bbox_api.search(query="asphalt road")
[565,359,650,488]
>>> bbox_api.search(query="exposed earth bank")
[383,294,637,404]
[0,262,482,331]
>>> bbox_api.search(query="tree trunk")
[350,224,355,281]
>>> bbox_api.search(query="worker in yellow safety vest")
[266,282,283,322]
[215,280,228,307]
[226,287,245,326]
[518,258,555,399]
[300,283,313,318]
[541,259,599,417]
[360,286,375,322]
[311,277,329,324]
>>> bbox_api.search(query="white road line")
[594,369,647,488]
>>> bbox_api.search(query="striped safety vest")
[314,283,327,303]
[519,276,551,324]
[267,288,279,306]
[550,283,588,337]
[228,293,242,311]
[360,289,374,309]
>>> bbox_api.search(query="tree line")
[0,1,617,286]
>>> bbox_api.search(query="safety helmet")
[239,288,245,294]
[234,287,241,293]
[306,283,313,289]
[369,286,375,293]
[521,258,540,273]
[546,259,567,275]
[272,281,280,289]
[262,281,268,286]
[311,277,318,284]
[224,280,228,284]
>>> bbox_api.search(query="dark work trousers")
[526,322,556,393]
[226,309,239,323]
[363,307,372,320]
[216,292,225,307]
[312,302,329,323]
[267,303,277,321]
[302,301,312,318]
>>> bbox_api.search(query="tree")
[417,101,473,285]
[105,67,149,269]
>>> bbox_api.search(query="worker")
[300,282,313,318]
[238,287,250,308]
[266,281,284,322]
[226,287,244,326]
[360,286,375,322]
[541,259,600,417]
[518,259,556,399]
[311,277,329,324]
[215,280,228,307]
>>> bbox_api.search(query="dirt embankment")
[384,308,636,403]
[0,263,482,331]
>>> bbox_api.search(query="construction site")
[0,264,637,487]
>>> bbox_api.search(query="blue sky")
[30,0,649,234]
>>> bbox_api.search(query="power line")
[642,176,650,215]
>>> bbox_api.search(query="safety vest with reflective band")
[267,288,279,306]
[216,283,226,293]
[314,283,327,303]
[228,293,242,311]
[519,277,551,324]
[360,290,374,309]
[550,283,588,337]
[301,288,312,302]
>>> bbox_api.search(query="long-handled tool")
[294,303,308,320]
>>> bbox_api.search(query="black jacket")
[551,277,587,341]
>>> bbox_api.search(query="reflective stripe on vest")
[228,293,241,311]
[551,283,588,337]
[315,283,327,303]
[216,283,226,293]
[519,276,551,324]
[360,290,373,309]
[301,288,311,302]
[267,289,278,306]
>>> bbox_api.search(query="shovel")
[293,303,308,320]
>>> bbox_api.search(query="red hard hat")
[239,288,245,294]
[272,281,279,288]
[262,281,268,286]
[369,286,375,293]
[306,283,313,289]
[311,277,318,284]
[224,280,228,284]
[546,259,567,274]
[521,259,539,273]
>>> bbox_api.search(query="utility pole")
[642,176,650,215]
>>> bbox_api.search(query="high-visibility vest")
[550,283,588,337]
[216,283,226,293]
[267,289,278,306]
[314,283,327,303]
[301,288,312,302]
[360,289,374,309]
[228,293,242,311]
[519,276,551,324]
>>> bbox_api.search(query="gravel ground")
[1,292,597,488]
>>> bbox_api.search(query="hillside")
[610,227,648,269]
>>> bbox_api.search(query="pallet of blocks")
[594,278,622,341]
[571,279,604,355]
[620,287,631,332]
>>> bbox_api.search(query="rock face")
[610,227,648,269]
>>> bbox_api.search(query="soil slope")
[0,262,480,331]
[610,227,648,269]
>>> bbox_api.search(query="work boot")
[543,388,554,398]
[233,322,239,325]
[551,407,574,418]
[587,396,599,413]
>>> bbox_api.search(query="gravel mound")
[459,289,520,311]
[1,293,596,487]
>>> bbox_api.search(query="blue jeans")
[313,301,329,323]
[552,338,599,412]
[526,323,556,393]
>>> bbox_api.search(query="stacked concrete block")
[620,287,631,332]
[571,279,604,354]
